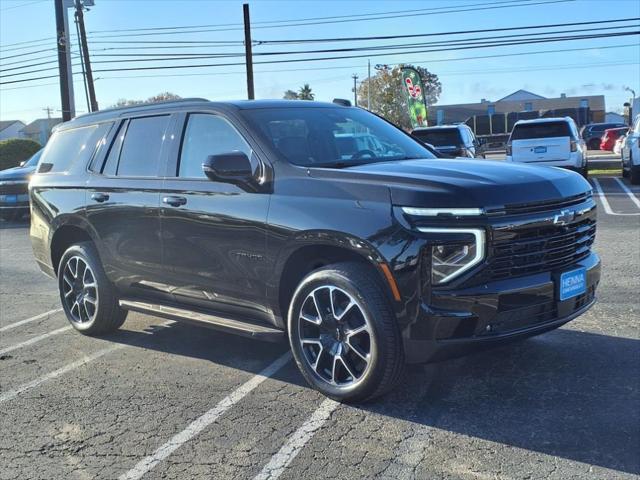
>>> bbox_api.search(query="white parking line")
[0,325,72,356]
[591,178,640,216]
[253,398,339,480]
[0,308,63,333]
[0,344,124,403]
[118,351,293,480]
[613,177,640,209]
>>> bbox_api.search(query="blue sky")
[1,0,639,122]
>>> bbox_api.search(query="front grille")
[487,192,592,216]
[488,217,596,280]
[0,181,29,196]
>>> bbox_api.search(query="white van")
[505,117,587,177]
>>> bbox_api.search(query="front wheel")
[58,242,127,335]
[288,262,404,403]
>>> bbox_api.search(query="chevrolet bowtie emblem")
[553,209,576,225]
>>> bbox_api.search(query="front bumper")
[403,252,600,363]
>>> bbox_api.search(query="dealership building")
[428,89,606,132]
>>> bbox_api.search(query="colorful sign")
[400,67,428,128]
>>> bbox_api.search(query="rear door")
[160,111,271,321]
[86,113,177,301]
[510,121,571,162]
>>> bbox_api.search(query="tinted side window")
[117,115,170,177]
[101,121,126,175]
[39,123,111,173]
[178,114,252,178]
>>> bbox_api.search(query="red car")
[600,127,629,151]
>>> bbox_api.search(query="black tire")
[58,241,127,335]
[579,166,589,179]
[631,165,640,185]
[287,262,405,403]
[622,167,629,178]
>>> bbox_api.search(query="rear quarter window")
[511,122,571,140]
[39,123,111,173]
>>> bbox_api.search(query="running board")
[119,299,285,342]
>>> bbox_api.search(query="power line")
[1,42,637,89]
[0,0,47,12]
[84,0,542,35]
[256,17,639,44]
[4,28,637,79]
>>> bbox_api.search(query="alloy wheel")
[61,256,98,324]
[297,285,374,387]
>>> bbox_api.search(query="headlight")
[417,228,485,284]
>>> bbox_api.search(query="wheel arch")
[273,232,396,328]
[50,223,97,275]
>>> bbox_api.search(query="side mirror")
[202,152,257,191]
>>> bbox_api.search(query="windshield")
[24,149,43,167]
[511,121,572,140]
[412,128,461,147]
[241,106,435,167]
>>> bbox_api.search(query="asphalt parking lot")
[1,176,638,480]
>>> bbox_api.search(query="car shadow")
[102,321,639,475]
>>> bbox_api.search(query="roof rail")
[74,97,210,119]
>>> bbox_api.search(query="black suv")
[30,99,600,402]
[580,122,627,150]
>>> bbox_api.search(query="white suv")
[506,117,587,177]
[622,114,640,184]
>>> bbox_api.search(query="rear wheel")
[58,242,127,335]
[288,262,404,403]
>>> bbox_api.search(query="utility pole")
[367,60,372,111]
[54,0,72,121]
[351,74,358,107]
[43,107,53,120]
[75,0,98,111]
[243,3,255,100]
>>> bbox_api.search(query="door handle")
[91,192,109,203]
[162,196,187,207]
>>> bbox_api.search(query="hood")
[322,158,591,210]
[0,164,36,182]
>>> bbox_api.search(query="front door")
[160,112,271,321]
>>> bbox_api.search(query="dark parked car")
[0,149,42,221]
[411,124,486,158]
[580,122,627,150]
[30,99,600,402]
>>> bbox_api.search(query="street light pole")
[352,74,358,107]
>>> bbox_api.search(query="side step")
[119,299,285,342]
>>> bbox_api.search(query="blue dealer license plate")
[534,146,547,154]
[559,267,586,301]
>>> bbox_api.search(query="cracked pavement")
[1,180,638,479]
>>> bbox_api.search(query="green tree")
[0,138,41,170]
[111,92,181,108]
[283,89,299,100]
[298,84,315,100]
[357,65,441,130]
